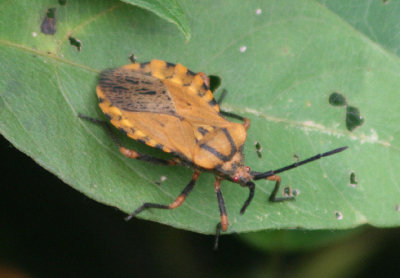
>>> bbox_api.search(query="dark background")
[1,135,399,278]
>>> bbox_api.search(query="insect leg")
[78,113,177,166]
[217,90,250,130]
[239,181,255,215]
[267,175,295,203]
[216,89,228,105]
[214,178,228,250]
[125,171,200,220]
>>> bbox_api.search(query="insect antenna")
[251,146,348,180]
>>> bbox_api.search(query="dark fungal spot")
[98,97,105,103]
[104,113,112,120]
[58,0,67,5]
[202,83,209,91]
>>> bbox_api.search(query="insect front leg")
[267,175,295,203]
[214,178,228,250]
[78,114,176,166]
[125,171,200,220]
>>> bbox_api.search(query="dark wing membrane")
[98,68,178,116]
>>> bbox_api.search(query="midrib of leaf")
[0,39,99,73]
[222,103,394,150]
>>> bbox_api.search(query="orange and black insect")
[79,59,347,249]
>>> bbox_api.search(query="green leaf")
[319,0,400,57]
[120,0,191,40]
[1,0,399,236]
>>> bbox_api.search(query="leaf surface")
[1,0,399,234]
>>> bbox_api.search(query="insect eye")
[233,175,239,182]
[245,166,251,172]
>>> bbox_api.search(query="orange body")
[97,60,247,178]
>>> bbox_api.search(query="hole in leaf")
[41,8,57,35]
[46,7,56,18]
[208,75,221,92]
[349,171,358,187]
[346,106,364,131]
[329,92,347,106]
[254,141,262,158]
[68,36,82,51]
[382,0,390,4]
[129,54,137,63]
[58,0,67,5]
[334,211,343,220]
[293,154,299,162]
[283,187,297,197]
[283,187,291,197]
[395,204,400,212]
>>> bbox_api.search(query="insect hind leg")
[125,171,200,220]
[217,90,250,130]
[78,113,176,166]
